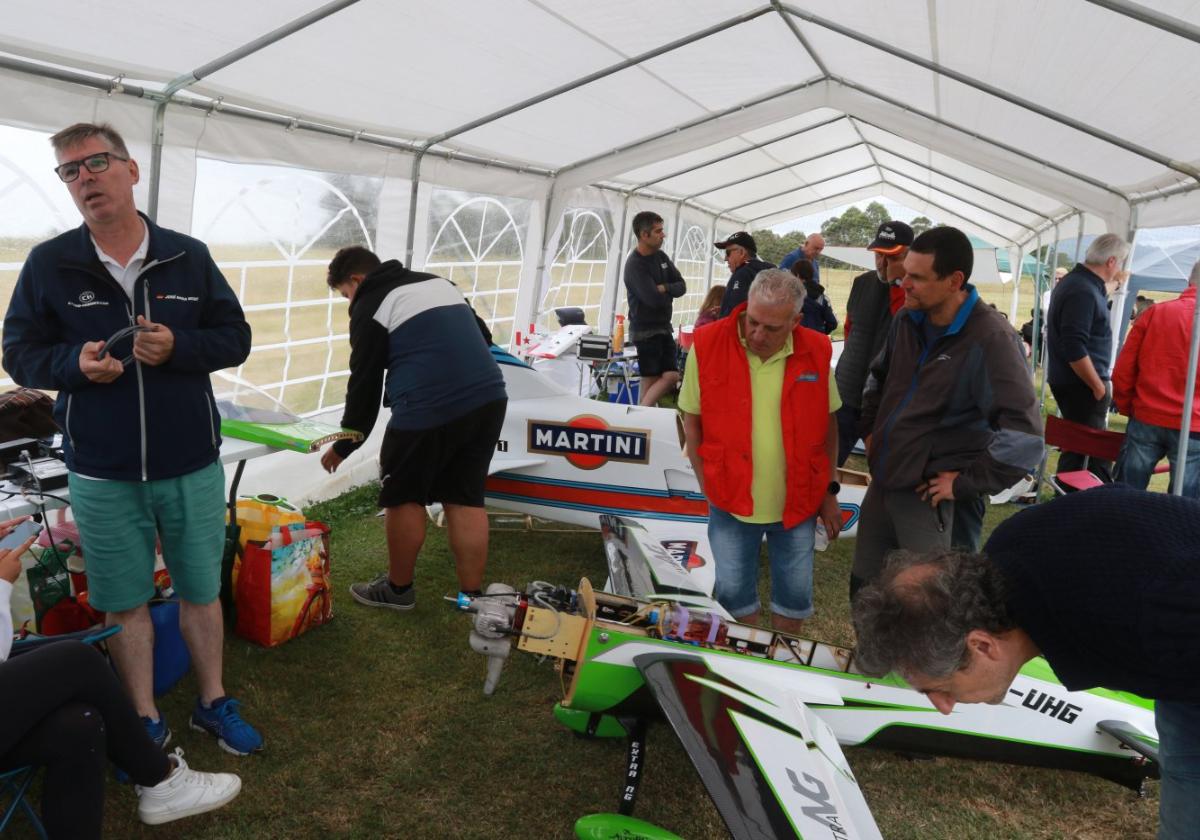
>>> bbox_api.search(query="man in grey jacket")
[852,226,1043,597]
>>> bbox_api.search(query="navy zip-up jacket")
[2,213,251,481]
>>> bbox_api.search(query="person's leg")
[443,505,487,591]
[834,404,861,467]
[636,374,660,406]
[1181,433,1200,500]
[950,494,986,552]
[1155,699,1200,839]
[385,503,427,587]
[707,505,765,623]
[66,472,159,718]
[889,489,954,554]
[0,641,175,839]
[1051,380,1113,477]
[1116,417,1168,491]
[640,370,679,406]
[764,517,815,635]
[154,461,228,707]
[850,482,896,599]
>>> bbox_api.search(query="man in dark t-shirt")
[623,211,685,406]
[852,487,1200,839]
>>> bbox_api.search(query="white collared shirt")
[91,219,149,302]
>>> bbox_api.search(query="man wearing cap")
[715,231,775,318]
[833,221,912,466]
[680,269,841,634]
[852,227,1042,596]
[623,211,686,407]
[779,233,826,280]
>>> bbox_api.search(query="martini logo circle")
[528,415,650,470]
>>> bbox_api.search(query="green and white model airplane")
[454,514,1159,840]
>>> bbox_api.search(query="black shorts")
[633,333,679,377]
[377,398,507,509]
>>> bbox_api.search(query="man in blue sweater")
[2,122,261,755]
[853,487,1200,839]
[320,247,507,611]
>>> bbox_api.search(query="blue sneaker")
[117,714,172,783]
[189,697,263,756]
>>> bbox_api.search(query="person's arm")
[857,316,898,440]
[623,257,663,308]
[323,309,389,469]
[821,298,838,334]
[682,411,704,495]
[1055,287,1106,399]
[819,411,841,539]
[162,247,252,372]
[952,328,1045,499]
[0,517,37,663]
[2,259,94,392]
[664,260,686,299]
[1111,309,1149,416]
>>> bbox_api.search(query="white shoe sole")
[139,776,242,825]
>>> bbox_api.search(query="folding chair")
[0,766,46,838]
[1042,415,1125,494]
[0,625,121,838]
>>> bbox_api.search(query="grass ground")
[56,462,1159,840]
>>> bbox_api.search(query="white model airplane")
[482,335,869,596]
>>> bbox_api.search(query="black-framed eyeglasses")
[54,151,128,183]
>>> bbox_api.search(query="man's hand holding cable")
[916,470,958,507]
[79,340,124,383]
[132,315,174,365]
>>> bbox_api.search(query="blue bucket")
[150,598,192,697]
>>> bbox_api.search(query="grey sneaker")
[349,573,415,610]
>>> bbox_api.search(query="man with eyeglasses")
[2,123,263,757]
[715,231,775,319]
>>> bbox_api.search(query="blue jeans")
[1116,417,1200,499]
[707,504,815,620]
[1155,700,1200,839]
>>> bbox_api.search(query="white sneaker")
[136,747,242,826]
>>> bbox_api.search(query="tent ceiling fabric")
[3,0,1199,245]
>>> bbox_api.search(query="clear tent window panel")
[0,124,104,387]
[540,208,612,331]
[674,222,712,327]
[192,157,381,417]
[425,189,530,347]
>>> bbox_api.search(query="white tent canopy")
[1,0,1198,500]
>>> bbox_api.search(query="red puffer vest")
[693,303,832,527]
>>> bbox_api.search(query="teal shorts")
[68,460,226,612]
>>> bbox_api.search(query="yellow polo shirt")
[678,328,839,523]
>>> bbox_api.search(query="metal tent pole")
[1173,285,1200,495]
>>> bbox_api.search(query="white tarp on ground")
[0,0,1198,501]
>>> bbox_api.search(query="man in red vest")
[679,269,841,634]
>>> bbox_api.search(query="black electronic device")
[12,456,69,491]
[578,334,612,361]
[0,438,39,467]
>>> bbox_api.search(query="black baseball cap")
[867,221,914,255]
[714,231,757,254]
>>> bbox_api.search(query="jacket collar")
[64,211,178,267]
[903,283,980,337]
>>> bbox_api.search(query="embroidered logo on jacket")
[68,290,108,308]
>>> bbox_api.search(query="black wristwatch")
[827,481,840,496]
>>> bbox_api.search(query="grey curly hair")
[851,549,1016,679]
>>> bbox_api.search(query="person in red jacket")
[1112,261,1200,497]
[679,269,841,634]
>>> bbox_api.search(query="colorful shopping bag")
[234,521,331,647]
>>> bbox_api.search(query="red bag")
[234,521,331,647]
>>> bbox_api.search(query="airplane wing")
[600,514,719,611]
[1096,720,1159,765]
[635,652,881,840]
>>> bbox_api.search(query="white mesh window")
[672,222,711,326]
[539,208,611,330]
[192,158,380,416]
[424,189,529,346]
[0,125,84,387]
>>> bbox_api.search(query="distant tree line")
[750,201,933,265]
